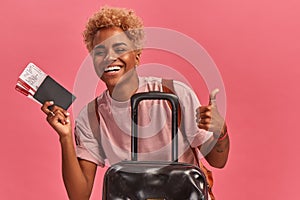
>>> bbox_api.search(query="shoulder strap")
[87,98,107,159]
[162,79,199,162]
[162,79,182,126]
[87,98,100,133]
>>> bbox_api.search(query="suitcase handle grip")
[130,91,179,162]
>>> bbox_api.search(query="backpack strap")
[87,98,107,160]
[162,78,215,200]
[162,79,182,126]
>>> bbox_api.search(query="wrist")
[213,124,228,141]
[217,128,228,142]
[59,134,73,144]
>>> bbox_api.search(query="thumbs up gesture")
[196,89,226,138]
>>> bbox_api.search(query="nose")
[104,49,117,63]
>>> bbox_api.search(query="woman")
[41,6,229,199]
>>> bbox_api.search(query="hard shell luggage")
[102,92,208,200]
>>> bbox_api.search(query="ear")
[135,51,141,66]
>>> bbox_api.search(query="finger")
[41,101,55,115]
[55,110,70,124]
[51,105,70,117]
[196,116,211,124]
[47,110,55,118]
[198,123,209,131]
[196,110,211,119]
[196,106,211,114]
[209,88,220,105]
[199,111,211,119]
[47,110,69,125]
[201,117,211,124]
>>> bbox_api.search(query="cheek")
[92,56,105,78]
[93,65,103,79]
[119,52,137,66]
[93,54,104,65]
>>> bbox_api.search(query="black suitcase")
[102,92,208,200]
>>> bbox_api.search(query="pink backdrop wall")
[1,0,299,199]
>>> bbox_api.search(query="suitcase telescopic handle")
[130,91,179,162]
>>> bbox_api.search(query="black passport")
[33,76,76,110]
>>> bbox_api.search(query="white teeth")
[104,66,121,72]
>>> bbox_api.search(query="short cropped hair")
[83,6,144,53]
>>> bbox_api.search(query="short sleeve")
[74,105,105,167]
[173,81,213,147]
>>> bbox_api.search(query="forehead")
[93,27,132,48]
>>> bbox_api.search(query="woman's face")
[92,27,140,91]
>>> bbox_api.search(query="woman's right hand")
[41,101,72,138]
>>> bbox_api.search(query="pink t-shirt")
[75,77,212,166]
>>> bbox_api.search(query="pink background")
[1,0,299,199]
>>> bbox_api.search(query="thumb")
[209,88,220,105]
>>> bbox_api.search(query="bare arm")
[41,101,97,200]
[199,124,230,168]
[196,89,230,168]
[60,136,97,200]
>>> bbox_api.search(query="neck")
[108,72,139,101]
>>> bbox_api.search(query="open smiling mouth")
[104,66,121,73]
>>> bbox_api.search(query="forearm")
[60,136,94,200]
[200,126,230,168]
[204,134,230,168]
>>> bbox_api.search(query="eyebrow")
[94,42,128,50]
[113,42,128,48]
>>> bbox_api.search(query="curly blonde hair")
[83,6,144,53]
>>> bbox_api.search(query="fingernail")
[49,101,54,105]
[65,112,70,116]
[65,119,70,123]
[49,111,55,116]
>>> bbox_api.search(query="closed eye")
[114,47,127,54]
[94,50,106,56]
[113,42,131,54]
[93,45,106,57]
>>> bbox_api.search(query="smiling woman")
[5,0,300,199]
[39,6,229,200]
